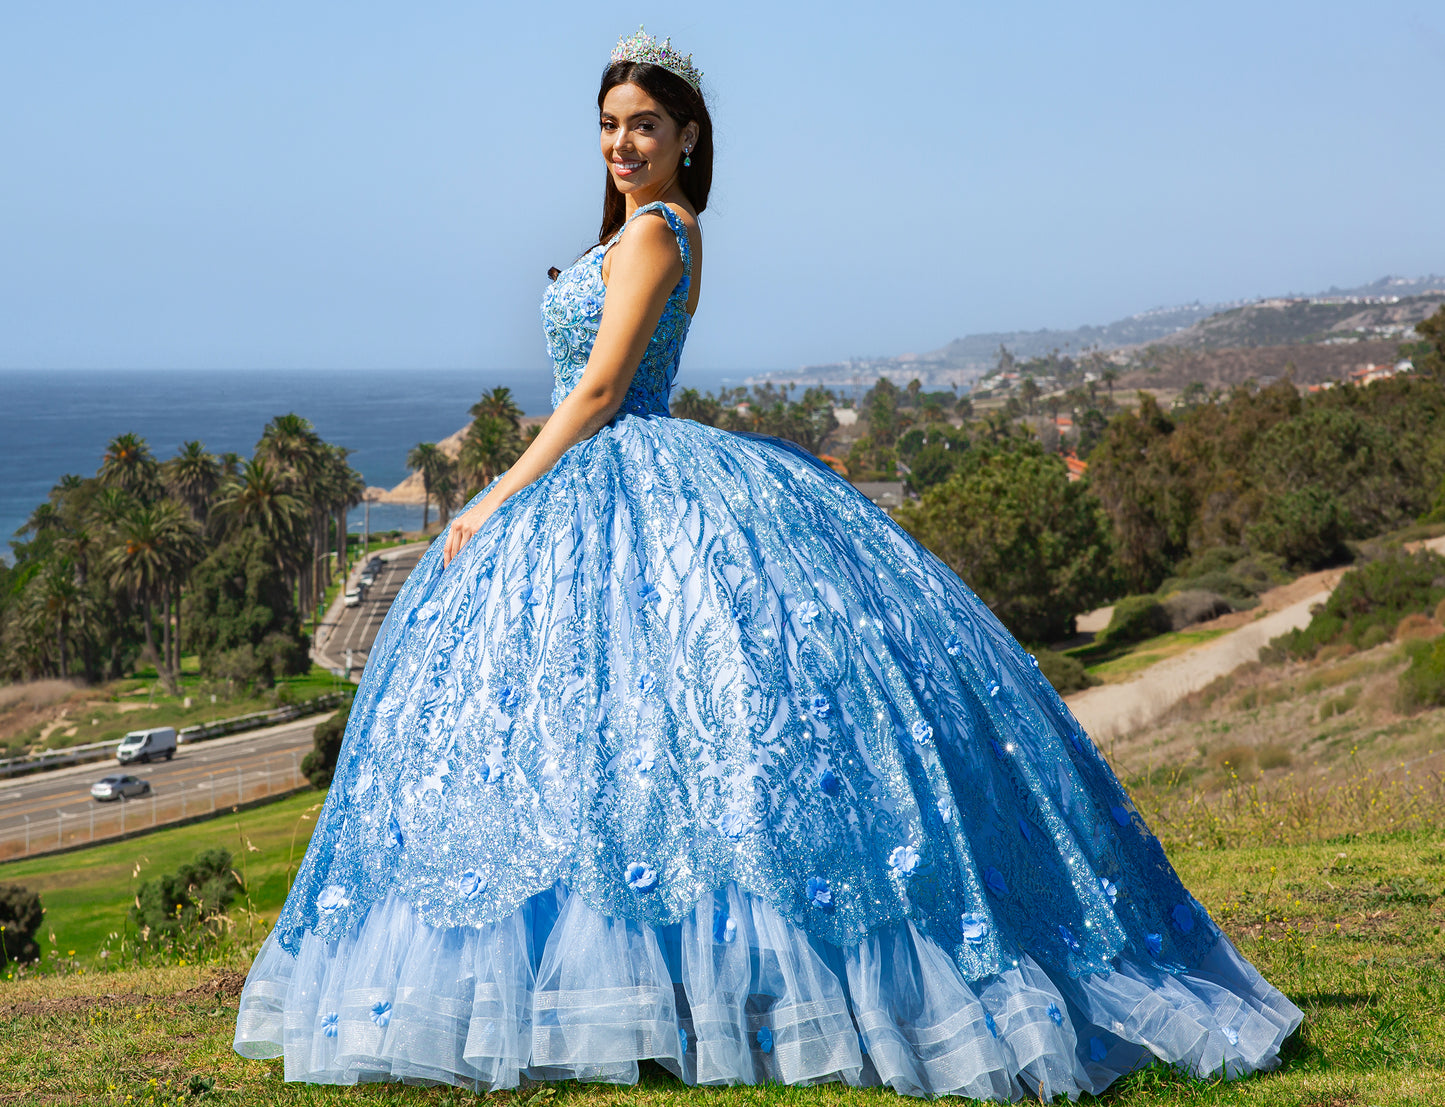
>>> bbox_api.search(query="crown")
[610,25,703,93]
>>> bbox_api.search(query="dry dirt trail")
[1061,535,1445,741]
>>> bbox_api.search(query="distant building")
[1062,452,1087,483]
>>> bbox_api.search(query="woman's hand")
[443,495,499,568]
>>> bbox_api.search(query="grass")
[1067,626,1232,684]
[1,664,351,757]
[2,789,1445,1103]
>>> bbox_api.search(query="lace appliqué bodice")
[541,201,692,418]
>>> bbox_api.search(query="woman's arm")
[443,213,685,567]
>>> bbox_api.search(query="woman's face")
[600,82,697,198]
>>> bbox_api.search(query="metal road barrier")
[0,749,312,861]
[0,692,348,780]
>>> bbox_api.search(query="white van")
[116,726,177,764]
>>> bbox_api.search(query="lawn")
[1,790,1443,1104]
[1067,627,1233,685]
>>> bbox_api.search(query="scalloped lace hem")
[234,883,1301,1100]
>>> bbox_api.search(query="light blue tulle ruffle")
[234,881,1301,1100]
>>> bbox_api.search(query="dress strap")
[609,200,692,279]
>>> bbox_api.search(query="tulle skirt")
[234,880,1301,1100]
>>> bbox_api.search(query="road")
[316,545,425,675]
[0,715,328,838]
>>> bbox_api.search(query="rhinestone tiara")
[610,25,703,93]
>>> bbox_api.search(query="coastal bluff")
[366,414,551,505]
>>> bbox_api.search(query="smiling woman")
[231,26,1302,1103]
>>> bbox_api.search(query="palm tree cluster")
[457,388,530,501]
[0,416,362,691]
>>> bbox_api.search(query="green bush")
[0,883,44,964]
[1033,649,1099,694]
[302,700,351,789]
[1269,548,1445,660]
[1098,595,1173,648]
[129,849,243,947]
[1400,637,1445,712]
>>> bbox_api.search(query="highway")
[319,544,425,675]
[0,716,328,841]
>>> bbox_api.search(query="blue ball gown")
[233,200,1301,1099]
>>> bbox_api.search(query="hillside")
[752,274,1444,391]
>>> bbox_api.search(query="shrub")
[129,849,243,946]
[302,700,351,789]
[1160,589,1234,631]
[1258,744,1294,770]
[1245,486,1351,569]
[0,883,44,963]
[1395,613,1443,642]
[1399,637,1445,712]
[1268,548,1445,660]
[1098,595,1173,648]
[1032,649,1098,694]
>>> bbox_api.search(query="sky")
[1,1,1442,375]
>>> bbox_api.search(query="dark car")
[90,774,151,801]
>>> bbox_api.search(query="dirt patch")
[0,970,246,1018]
[1192,565,1350,633]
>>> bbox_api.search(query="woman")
[234,29,1301,1099]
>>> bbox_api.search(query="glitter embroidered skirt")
[233,413,1302,1097]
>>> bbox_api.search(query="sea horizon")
[0,365,763,561]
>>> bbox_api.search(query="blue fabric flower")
[810,693,831,717]
[1088,1036,1107,1062]
[756,1026,774,1053]
[1110,805,1133,828]
[1145,932,1163,956]
[986,680,1001,698]
[960,912,989,944]
[495,684,521,712]
[679,1026,689,1054]
[944,633,963,656]
[1028,653,1040,668]
[984,866,1008,897]
[818,769,841,797]
[806,875,832,909]
[316,884,349,915]
[1223,1025,1239,1046]
[320,1011,339,1038]
[638,579,660,604]
[1172,903,1195,933]
[370,1000,392,1028]
[1058,924,1082,953]
[1099,876,1118,904]
[937,798,953,823]
[519,580,537,605]
[1047,1002,1063,1026]
[625,862,658,891]
[385,815,403,849]
[888,844,920,875]
[910,719,934,744]
[636,672,657,696]
[458,869,485,899]
[795,599,821,626]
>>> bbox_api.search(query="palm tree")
[165,441,222,526]
[470,387,524,431]
[459,415,522,495]
[99,433,163,502]
[215,459,308,576]
[326,446,365,581]
[407,443,453,534]
[258,414,328,615]
[104,500,200,690]
[26,559,92,678]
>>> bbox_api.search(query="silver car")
[90,774,151,801]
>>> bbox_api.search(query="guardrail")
[0,692,349,780]
[0,748,310,861]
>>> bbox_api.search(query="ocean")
[0,366,752,561]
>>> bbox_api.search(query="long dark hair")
[596,61,712,245]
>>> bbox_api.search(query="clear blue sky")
[1,1,1441,374]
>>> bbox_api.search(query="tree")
[165,441,222,527]
[1410,305,1444,381]
[895,442,1116,643]
[129,849,243,947]
[99,433,163,503]
[103,500,200,691]
[406,443,453,535]
[185,532,309,683]
[460,414,522,495]
[301,699,351,788]
[0,884,44,964]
